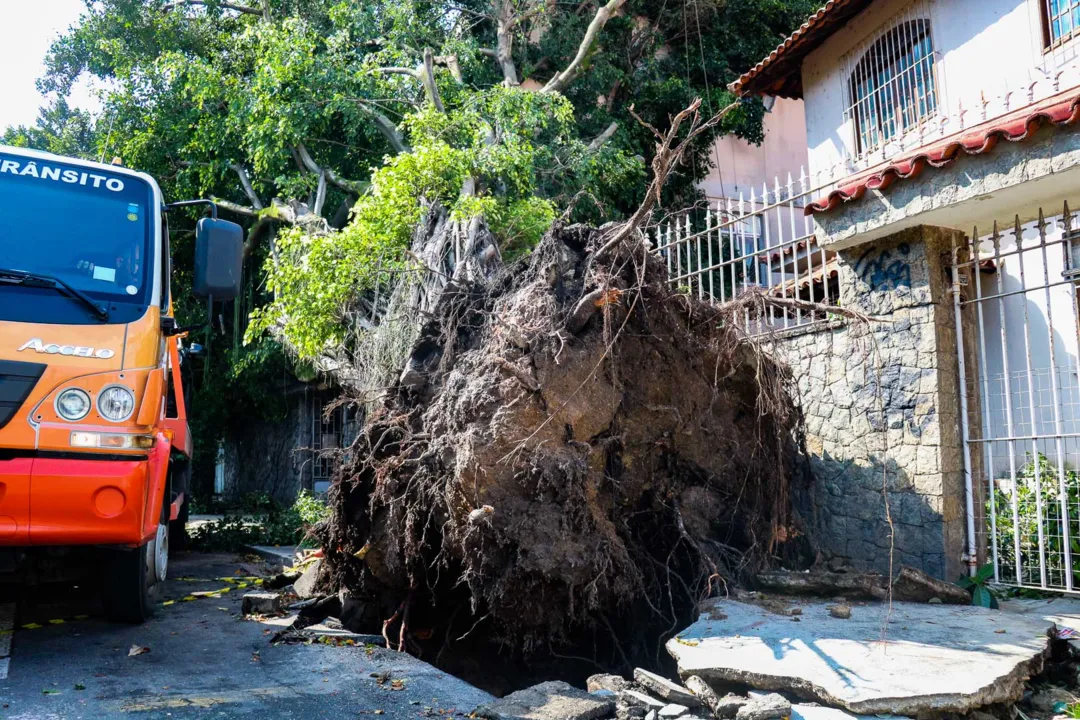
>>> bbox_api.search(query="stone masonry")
[773,226,968,580]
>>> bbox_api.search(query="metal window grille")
[312,396,342,482]
[656,168,839,334]
[841,4,938,159]
[953,203,1080,592]
[1046,0,1080,47]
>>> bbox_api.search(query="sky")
[0,0,101,131]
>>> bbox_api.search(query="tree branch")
[419,48,445,112]
[371,67,421,78]
[495,1,520,86]
[209,196,261,217]
[160,0,263,15]
[541,0,627,95]
[587,121,618,151]
[593,98,737,262]
[229,163,264,210]
[295,143,370,196]
[434,55,464,84]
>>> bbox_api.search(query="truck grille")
[0,360,46,430]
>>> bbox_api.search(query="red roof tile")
[806,91,1080,216]
[731,0,876,99]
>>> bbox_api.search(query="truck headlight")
[55,388,92,421]
[98,385,135,422]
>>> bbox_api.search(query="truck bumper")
[0,435,170,548]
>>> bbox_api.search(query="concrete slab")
[476,680,613,720]
[667,598,1054,716]
[997,595,1080,633]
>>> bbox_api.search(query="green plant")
[188,490,328,552]
[957,563,998,608]
[988,453,1080,587]
[293,490,331,528]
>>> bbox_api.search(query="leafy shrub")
[189,490,329,552]
[989,453,1080,587]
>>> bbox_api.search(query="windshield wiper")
[0,268,110,321]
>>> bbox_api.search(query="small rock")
[735,693,791,720]
[645,713,658,720]
[241,591,282,616]
[616,704,646,720]
[620,690,667,711]
[634,669,700,708]
[589,673,632,693]
[476,680,613,720]
[659,704,689,718]
[928,597,942,605]
[828,604,851,619]
[683,676,723,716]
[715,694,751,719]
[293,559,322,599]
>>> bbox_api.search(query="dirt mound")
[317,218,807,665]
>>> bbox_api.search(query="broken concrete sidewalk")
[475,680,613,720]
[667,598,1055,716]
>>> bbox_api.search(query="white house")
[706,0,1080,589]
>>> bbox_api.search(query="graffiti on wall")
[855,243,912,291]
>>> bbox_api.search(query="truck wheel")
[104,505,168,623]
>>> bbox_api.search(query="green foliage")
[988,453,1080,588]
[189,490,328,552]
[253,86,642,356]
[956,563,998,608]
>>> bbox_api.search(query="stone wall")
[775,226,968,580]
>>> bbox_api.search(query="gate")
[954,203,1080,591]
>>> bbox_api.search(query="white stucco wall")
[801,0,1079,189]
[699,97,809,200]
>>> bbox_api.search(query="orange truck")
[0,145,242,622]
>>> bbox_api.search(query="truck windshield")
[0,151,153,307]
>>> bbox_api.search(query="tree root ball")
[317,219,807,654]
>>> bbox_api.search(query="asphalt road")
[0,552,492,719]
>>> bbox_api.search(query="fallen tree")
[315,220,812,657]
[296,101,811,684]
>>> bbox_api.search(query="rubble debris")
[667,598,1054,715]
[475,680,614,720]
[319,219,804,662]
[735,693,791,720]
[292,559,322,599]
[683,675,724,716]
[589,674,633,694]
[241,591,283,616]
[827,604,851,619]
[659,703,690,718]
[634,669,700,708]
[755,566,969,605]
[891,567,972,605]
[621,690,667,711]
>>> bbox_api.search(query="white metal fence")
[655,169,839,333]
[954,203,1080,591]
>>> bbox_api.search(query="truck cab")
[0,145,240,622]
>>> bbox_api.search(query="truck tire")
[104,503,168,623]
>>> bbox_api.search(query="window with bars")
[1044,0,1080,47]
[312,397,342,482]
[846,17,938,158]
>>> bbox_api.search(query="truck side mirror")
[193,218,243,300]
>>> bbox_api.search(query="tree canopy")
[31,0,816,355]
